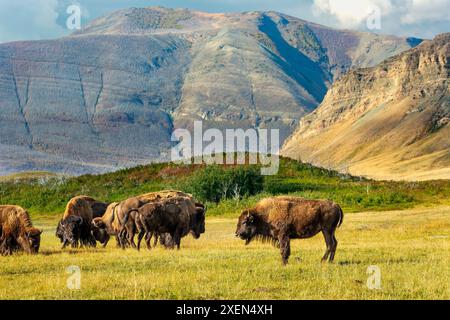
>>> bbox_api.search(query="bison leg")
[143,232,151,248]
[278,234,291,265]
[88,234,97,247]
[0,238,11,256]
[61,239,69,249]
[136,230,145,251]
[329,234,338,262]
[141,223,152,249]
[82,235,96,248]
[144,232,150,249]
[134,219,145,251]
[115,234,122,248]
[153,233,159,247]
[102,234,110,248]
[321,229,333,263]
[126,224,137,249]
[171,228,183,250]
[118,228,128,249]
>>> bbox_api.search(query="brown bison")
[235,197,343,264]
[93,190,203,248]
[0,205,42,255]
[121,196,206,250]
[91,202,119,247]
[56,196,108,248]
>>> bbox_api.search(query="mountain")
[282,33,449,181]
[0,7,419,175]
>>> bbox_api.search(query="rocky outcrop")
[282,33,450,181]
[0,7,417,174]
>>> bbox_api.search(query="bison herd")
[55,190,206,250]
[0,191,344,264]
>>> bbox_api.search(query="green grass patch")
[0,157,449,217]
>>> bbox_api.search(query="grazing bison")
[97,190,202,249]
[235,197,343,264]
[56,196,107,248]
[90,222,111,247]
[91,202,120,247]
[0,205,42,255]
[122,196,206,250]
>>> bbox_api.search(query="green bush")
[181,165,264,203]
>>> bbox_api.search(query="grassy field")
[1,205,449,300]
[1,158,449,299]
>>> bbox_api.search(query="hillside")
[0,157,449,217]
[282,33,450,181]
[0,7,418,175]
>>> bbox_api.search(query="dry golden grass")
[0,206,449,300]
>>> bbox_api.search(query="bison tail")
[337,206,344,228]
[109,204,118,225]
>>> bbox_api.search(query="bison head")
[91,219,110,245]
[58,216,84,248]
[190,207,206,239]
[27,228,42,253]
[91,217,106,229]
[56,220,64,242]
[236,209,259,244]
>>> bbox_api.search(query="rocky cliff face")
[282,33,449,181]
[0,7,417,175]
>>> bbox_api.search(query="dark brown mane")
[248,212,277,246]
[249,234,280,247]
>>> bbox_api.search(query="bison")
[121,196,206,250]
[235,197,343,264]
[91,202,120,247]
[57,196,108,248]
[94,190,202,249]
[0,205,42,255]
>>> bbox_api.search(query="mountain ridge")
[282,33,449,181]
[0,7,419,175]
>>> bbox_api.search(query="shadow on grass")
[38,248,110,256]
[338,260,363,266]
[338,257,422,266]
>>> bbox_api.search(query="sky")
[0,0,449,43]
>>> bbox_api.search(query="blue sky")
[0,0,449,43]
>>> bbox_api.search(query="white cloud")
[313,0,450,30]
[401,0,450,24]
[0,0,448,42]
[0,0,66,43]
[312,0,393,28]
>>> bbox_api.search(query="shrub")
[181,165,264,203]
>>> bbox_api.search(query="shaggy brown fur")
[0,205,42,255]
[111,190,199,249]
[90,191,194,248]
[88,200,110,218]
[91,202,119,247]
[62,196,96,221]
[236,196,343,264]
[57,196,100,248]
[122,196,205,250]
